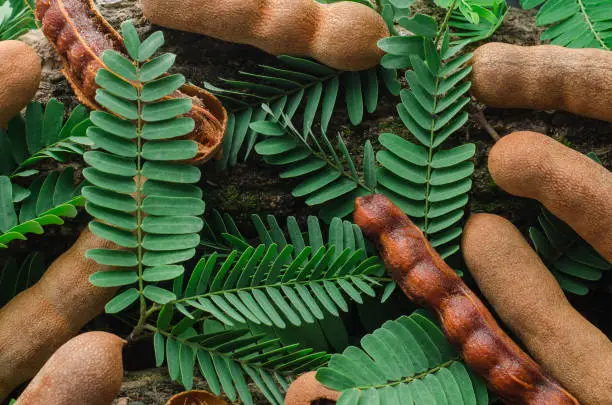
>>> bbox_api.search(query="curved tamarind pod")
[354,194,579,405]
[0,229,117,402]
[0,40,41,128]
[462,214,612,405]
[15,331,125,405]
[470,43,612,122]
[141,0,389,71]
[35,0,227,163]
[285,371,340,405]
[488,131,612,262]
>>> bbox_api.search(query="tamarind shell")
[35,0,227,163]
[462,213,612,405]
[470,43,612,122]
[354,194,579,405]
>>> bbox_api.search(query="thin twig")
[474,109,500,142]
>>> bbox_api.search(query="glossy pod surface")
[354,194,579,405]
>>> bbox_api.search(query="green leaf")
[87,127,138,157]
[344,72,363,126]
[141,53,177,82]
[142,118,195,140]
[141,140,198,161]
[90,111,137,139]
[101,50,137,81]
[89,270,139,287]
[139,31,165,62]
[144,285,177,304]
[121,21,141,60]
[398,14,438,37]
[0,176,17,233]
[141,74,186,102]
[84,151,137,177]
[143,265,185,282]
[95,69,138,101]
[95,89,139,120]
[249,121,286,137]
[105,288,140,313]
[89,221,138,248]
[86,249,138,267]
[142,99,192,122]
[142,195,204,216]
[142,162,201,183]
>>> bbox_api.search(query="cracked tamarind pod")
[462,214,612,405]
[15,331,125,405]
[141,0,389,71]
[354,194,579,405]
[488,131,612,262]
[0,229,117,402]
[470,43,612,122]
[35,0,227,163]
[0,40,41,128]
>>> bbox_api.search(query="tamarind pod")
[488,131,612,262]
[354,194,579,405]
[470,43,612,122]
[141,0,389,71]
[285,371,340,405]
[165,390,228,405]
[34,0,227,163]
[0,41,41,128]
[0,229,117,402]
[15,331,125,405]
[462,214,612,405]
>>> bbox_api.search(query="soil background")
[2,0,610,403]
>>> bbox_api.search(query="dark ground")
[2,0,610,403]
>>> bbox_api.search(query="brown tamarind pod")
[0,229,117,402]
[15,331,125,405]
[470,43,612,122]
[285,371,340,405]
[354,194,579,405]
[462,213,612,405]
[488,131,612,262]
[34,0,227,163]
[141,0,389,71]
[0,40,41,128]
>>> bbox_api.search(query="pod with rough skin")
[35,0,227,164]
[141,0,389,71]
[462,213,612,405]
[353,194,578,405]
[470,43,612,122]
[0,40,41,128]
[15,331,125,405]
[488,131,612,262]
[285,371,340,405]
[0,229,117,402]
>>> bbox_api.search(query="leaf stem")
[577,0,609,50]
[434,0,459,46]
[131,60,148,340]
